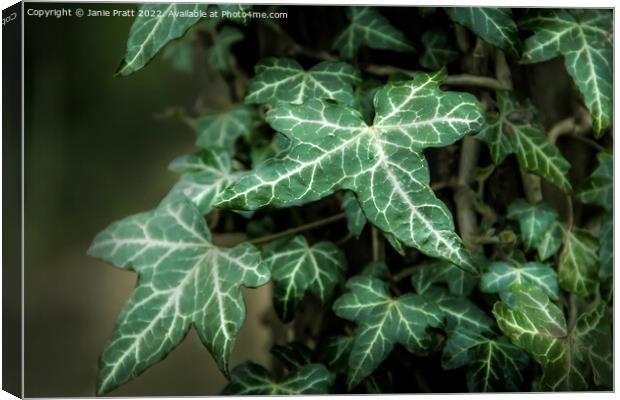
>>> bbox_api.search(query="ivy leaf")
[467,336,529,392]
[207,26,243,72]
[164,150,234,214]
[576,151,612,212]
[558,229,599,297]
[507,198,559,250]
[598,215,612,280]
[360,261,391,280]
[222,362,333,395]
[217,70,485,271]
[333,7,414,59]
[321,336,354,374]
[411,260,477,297]
[262,235,347,322]
[250,132,290,168]
[537,221,565,261]
[192,104,256,153]
[117,3,207,76]
[271,342,314,370]
[245,58,361,106]
[87,198,270,395]
[520,10,612,136]
[480,261,559,300]
[333,276,442,388]
[353,79,382,124]
[341,191,367,238]
[419,30,459,70]
[162,35,194,74]
[445,7,519,57]
[493,284,612,390]
[476,92,572,191]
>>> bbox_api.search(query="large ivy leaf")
[476,92,571,191]
[245,58,361,106]
[520,10,612,136]
[576,151,612,212]
[207,26,243,72]
[262,235,347,321]
[333,7,414,59]
[507,198,559,250]
[558,229,599,297]
[537,221,565,261]
[217,70,484,271]
[445,8,519,57]
[481,261,559,300]
[411,260,477,297]
[341,191,367,238]
[598,215,612,280]
[164,150,234,214]
[333,276,442,388]
[222,362,333,395]
[191,104,256,153]
[87,199,269,394]
[117,3,207,76]
[493,284,612,390]
[419,29,460,70]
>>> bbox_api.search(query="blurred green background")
[23,3,273,396]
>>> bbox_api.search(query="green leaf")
[520,10,612,136]
[87,198,270,395]
[422,286,494,335]
[576,151,612,212]
[162,34,194,74]
[476,92,572,191]
[466,336,529,392]
[537,221,565,261]
[480,261,559,300]
[493,284,612,390]
[598,214,612,280]
[507,198,559,250]
[360,261,391,280]
[262,235,346,321]
[419,30,459,70]
[250,132,290,168]
[341,191,367,238]
[558,229,599,297]
[411,260,477,297]
[207,26,243,72]
[245,58,361,106]
[445,7,520,57]
[333,7,414,59]
[271,342,314,370]
[164,150,234,214]
[117,3,207,76]
[321,336,354,374]
[333,276,442,388]
[192,104,256,153]
[222,362,333,395]
[353,79,382,124]
[217,70,484,271]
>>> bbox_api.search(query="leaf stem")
[444,74,511,91]
[392,266,418,283]
[248,212,346,246]
[371,226,384,261]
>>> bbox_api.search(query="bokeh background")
[23,3,276,396]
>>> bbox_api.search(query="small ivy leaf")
[87,198,270,395]
[222,362,334,395]
[321,336,354,374]
[192,104,257,154]
[250,132,291,168]
[519,10,612,137]
[411,260,477,297]
[117,3,207,76]
[537,221,565,261]
[245,58,361,106]
[217,70,485,271]
[466,336,529,392]
[422,286,494,335]
[558,229,599,297]
[507,198,559,250]
[332,7,414,59]
[480,261,559,301]
[341,191,367,238]
[493,284,612,390]
[576,152,612,212]
[598,214,612,280]
[207,26,244,72]
[164,150,234,214]
[162,34,194,74]
[333,276,442,388]
[352,79,382,124]
[476,92,572,191]
[262,235,347,322]
[360,261,391,281]
[445,7,520,58]
[271,342,314,370]
[419,30,459,70]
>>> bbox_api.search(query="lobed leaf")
[411,260,477,297]
[192,104,257,153]
[537,221,565,261]
[341,191,367,238]
[558,229,599,297]
[480,261,559,300]
[419,29,460,70]
[271,342,314,370]
[507,198,559,250]
[576,151,612,212]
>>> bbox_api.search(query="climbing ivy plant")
[90,3,613,395]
